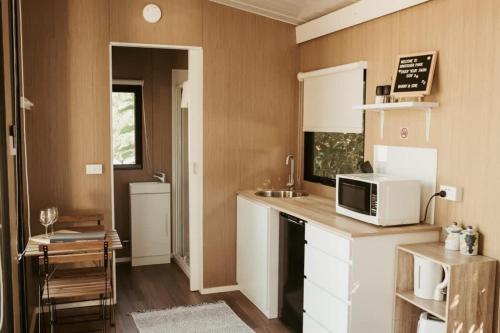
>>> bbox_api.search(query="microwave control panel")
[370,184,378,216]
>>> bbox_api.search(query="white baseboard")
[132,255,171,266]
[116,256,131,263]
[200,284,239,294]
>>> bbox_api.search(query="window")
[300,62,367,187]
[304,132,364,187]
[112,84,143,169]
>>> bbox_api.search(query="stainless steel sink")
[255,190,309,198]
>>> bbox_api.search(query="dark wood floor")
[46,262,290,332]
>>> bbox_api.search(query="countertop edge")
[237,190,442,239]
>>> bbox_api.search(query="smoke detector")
[143,4,162,23]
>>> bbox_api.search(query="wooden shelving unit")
[394,242,497,333]
[352,101,439,142]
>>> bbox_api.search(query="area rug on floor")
[131,301,255,333]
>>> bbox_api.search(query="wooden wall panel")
[21,0,298,291]
[112,47,187,258]
[202,2,298,287]
[299,0,500,329]
[20,0,111,329]
[2,0,20,330]
[21,1,111,224]
[21,0,111,232]
[109,0,203,46]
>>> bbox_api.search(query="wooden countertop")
[238,190,441,239]
[398,242,496,266]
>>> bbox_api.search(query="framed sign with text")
[391,51,437,98]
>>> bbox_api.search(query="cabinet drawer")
[305,244,350,301]
[303,313,331,333]
[305,223,351,261]
[304,279,349,333]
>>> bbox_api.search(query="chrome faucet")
[286,154,295,190]
[153,171,166,183]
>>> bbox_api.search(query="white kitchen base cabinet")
[235,192,441,332]
[303,223,439,333]
[236,196,279,319]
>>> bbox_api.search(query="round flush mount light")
[143,4,162,23]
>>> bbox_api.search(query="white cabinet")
[130,182,171,266]
[236,196,279,319]
[304,244,350,302]
[303,223,439,333]
[304,279,349,333]
[303,313,330,333]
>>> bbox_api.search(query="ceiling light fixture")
[143,4,162,23]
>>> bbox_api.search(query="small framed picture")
[391,51,437,98]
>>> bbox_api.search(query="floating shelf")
[352,102,439,142]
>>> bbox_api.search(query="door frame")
[171,69,190,277]
[108,42,203,292]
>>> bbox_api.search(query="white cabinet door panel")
[305,223,351,262]
[305,244,350,302]
[304,279,349,333]
[131,193,170,259]
[303,313,331,333]
[236,196,279,318]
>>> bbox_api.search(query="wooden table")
[24,229,122,257]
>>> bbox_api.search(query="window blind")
[299,61,366,133]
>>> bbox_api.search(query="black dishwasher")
[278,212,306,333]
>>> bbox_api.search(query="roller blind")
[299,61,366,133]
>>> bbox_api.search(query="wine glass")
[40,209,50,237]
[46,207,59,235]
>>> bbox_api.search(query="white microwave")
[335,173,421,226]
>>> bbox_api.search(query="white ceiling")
[209,0,360,25]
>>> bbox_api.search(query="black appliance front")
[338,177,373,215]
[278,212,305,333]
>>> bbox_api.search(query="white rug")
[131,301,255,333]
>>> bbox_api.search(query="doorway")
[109,43,203,292]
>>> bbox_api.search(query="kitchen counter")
[238,190,441,238]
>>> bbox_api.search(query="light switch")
[86,164,103,175]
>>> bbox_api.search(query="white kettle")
[414,255,449,301]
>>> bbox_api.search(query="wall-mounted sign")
[400,127,409,139]
[391,51,437,98]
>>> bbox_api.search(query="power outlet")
[439,185,463,202]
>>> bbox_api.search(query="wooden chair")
[39,240,113,332]
[55,213,105,231]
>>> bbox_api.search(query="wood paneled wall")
[109,0,203,46]
[2,0,20,330]
[202,2,298,287]
[20,0,112,329]
[22,0,112,231]
[21,0,298,292]
[299,0,500,329]
[112,47,187,258]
